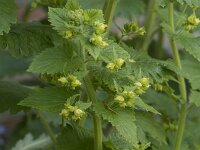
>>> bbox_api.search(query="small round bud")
[134,88,144,95]
[95,22,107,34]
[119,102,127,108]
[89,34,108,48]
[126,100,134,107]
[74,109,85,118]
[139,78,150,88]
[115,58,125,69]
[137,27,146,36]
[114,95,125,104]
[58,77,68,85]
[59,109,69,118]
[153,83,163,91]
[134,82,142,87]
[100,41,109,48]
[71,79,81,89]
[64,30,73,39]
[188,14,200,26]
[106,63,116,70]
[128,59,136,63]
[68,105,76,112]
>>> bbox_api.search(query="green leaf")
[19,87,72,113]
[11,133,51,150]
[135,111,166,144]
[174,31,200,62]
[0,52,28,77]
[0,81,32,113]
[56,124,94,150]
[94,102,138,145]
[181,52,200,90]
[65,0,80,11]
[176,0,200,6]
[0,23,59,57]
[124,45,177,82]
[28,46,83,74]
[142,89,178,119]
[0,0,17,35]
[189,91,200,107]
[106,130,134,150]
[99,40,130,62]
[159,0,167,7]
[135,98,160,115]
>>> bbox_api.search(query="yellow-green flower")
[58,77,68,85]
[95,21,107,34]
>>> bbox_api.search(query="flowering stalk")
[168,2,187,150]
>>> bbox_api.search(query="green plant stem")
[84,75,103,150]
[103,0,118,31]
[142,0,157,51]
[168,2,187,150]
[37,110,57,145]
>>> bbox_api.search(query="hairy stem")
[84,75,103,150]
[142,0,157,51]
[168,2,187,150]
[37,110,57,145]
[103,0,118,31]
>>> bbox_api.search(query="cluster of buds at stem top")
[114,90,135,108]
[58,75,81,89]
[106,58,125,70]
[60,103,85,121]
[123,22,146,36]
[134,77,150,95]
[89,21,108,48]
[184,8,200,31]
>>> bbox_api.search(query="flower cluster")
[106,58,125,70]
[61,7,109,48]
[114,90,135,108]
[123,22,146,36]
[60,103,85,121]
[152,83,163,91]
[58,75,81,89]
[184,7,200,31]
[134,77,150,95]
[89,21,108,48]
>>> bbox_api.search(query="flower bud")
[71,79,81,89]
[134,82,142,87]
[114,95,125,104]
[139,78,150,88]
[95,22,107,34]
[137,27,146,36]
[64,30,73,39]
[106,63,116,70]
[58,77,68,85]
[126,100,134,107]
[115,58,125,69]
[119,102,127,108]
[74,109,85,117]
[188,14,200,26]
[59,109,69,118]
[134,88,144,95]
[67,105,76,112]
